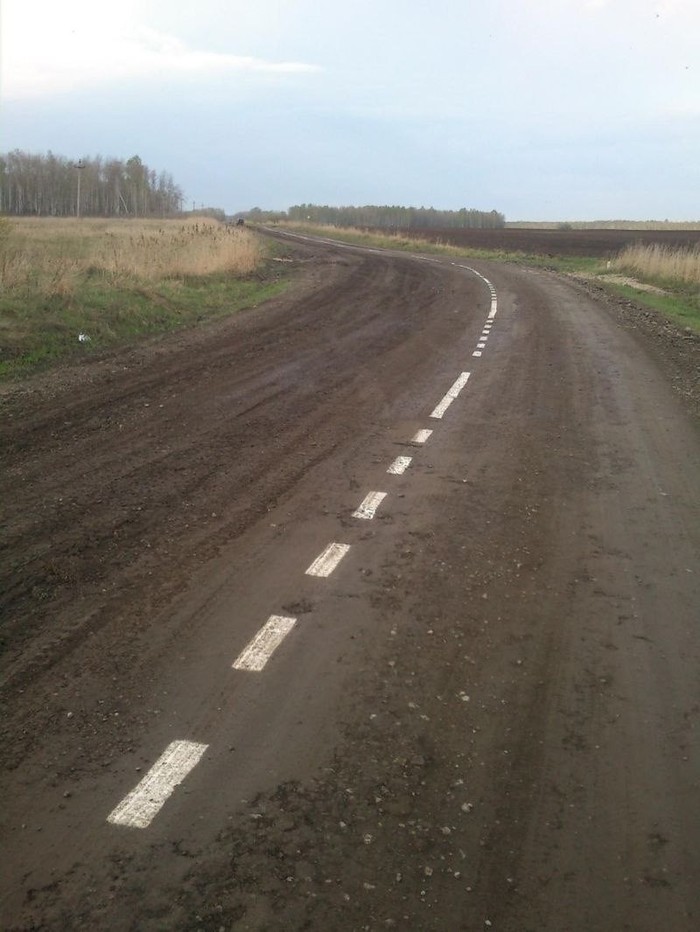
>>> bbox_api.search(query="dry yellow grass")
[612,243,700,286]
[0,217,287,377]
[0,217,262,297]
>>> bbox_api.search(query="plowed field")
[397,226,700,257]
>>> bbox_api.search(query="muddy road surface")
[2,231,699,930]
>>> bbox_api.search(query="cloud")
[2,1,321,100]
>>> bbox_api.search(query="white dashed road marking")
[352,491,387,520]
[454,264,498,321]
[233,615,297,671]
[387,455,412,475]
[306,542,351,577]
[430,371,471,419]
[105,239,502,832]
[107,740,208,829]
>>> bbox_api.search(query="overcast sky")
[2,0,698,219]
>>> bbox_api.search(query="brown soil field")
[395,227,700,257]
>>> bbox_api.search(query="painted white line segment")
[233,615,296,671]
[306,542,351,577]
[387,455,412,475]
[412,428,433,444]
[472,350,482,357]
[353,491,387,520]
[107,740,208,829]
[430,371,470,419]
[477,342,486,348]
[455,264,498,319]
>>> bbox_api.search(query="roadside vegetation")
[605,242,700,331]
[612,242,700,285]
[272,221,700,332]
[0,217,285,378]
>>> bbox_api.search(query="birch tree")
[0,150,185,217]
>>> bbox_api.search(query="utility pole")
[76,159,85,218]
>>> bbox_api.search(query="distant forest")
[0,150,184,217]
[244,203,506,229]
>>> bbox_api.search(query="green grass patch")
[595,279,700,332]
[0,266,290,380]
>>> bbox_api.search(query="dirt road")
[1,231,699,930]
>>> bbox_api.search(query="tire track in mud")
[0,241,485,764]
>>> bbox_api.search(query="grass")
[597,281,700,331]
[0,217,289,378]
[596,243,700,331]
[271,221,700,332]
[0,217,261,290]
[612,243,700,286]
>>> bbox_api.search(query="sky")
[1,0,699,220]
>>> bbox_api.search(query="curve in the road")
[104,245,501,831]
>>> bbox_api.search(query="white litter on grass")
[78,333,90,342]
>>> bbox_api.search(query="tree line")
[284,203,506,229]
[0,150,184,217]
